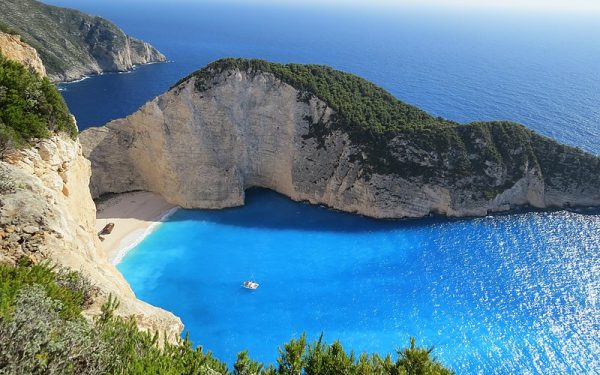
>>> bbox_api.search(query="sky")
[166,0,600,13]
[44,0,600,14]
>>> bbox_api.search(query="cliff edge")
[0,135,183,340]
[81,59,600,218]
[0,0,165,82]
[0,31,46,76]
[0,41,181,339]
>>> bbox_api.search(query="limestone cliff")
[0,135,183,340]
[0,31,46,76]
[80,59,600,218]
[0,0,165,82]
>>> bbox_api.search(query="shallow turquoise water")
[43,1,600,371]
[118,189,600,373]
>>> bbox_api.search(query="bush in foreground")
[0,52,76,151]
[0,262,453,374]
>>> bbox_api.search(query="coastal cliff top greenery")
[0,0,99,79]
[0,261,454,374]
[0,21,19,36]
[176,58,599,191]
[0,0,164,81]
[174,58,456,133]
[0,53,76,151]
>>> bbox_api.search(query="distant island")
[0,0,165,82]
[82,58,600,219]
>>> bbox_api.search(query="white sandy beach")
[95,191,178,264]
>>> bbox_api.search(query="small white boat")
[242,280,259,290]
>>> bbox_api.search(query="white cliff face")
[0,31,46,76]
[80,69,600,219]
[0,135,183,340]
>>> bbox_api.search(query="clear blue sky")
[233,0,600,12]
[43,0,600,14]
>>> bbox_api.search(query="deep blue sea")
[44,1,599,372]
[50,0,600,156]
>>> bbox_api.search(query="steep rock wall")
[0,135,183,340]
[81,69,600,218]
[0,31,46,76]
[0,0,165,82]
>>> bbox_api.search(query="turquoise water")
[42,1,600,372]
[118,189,600,373]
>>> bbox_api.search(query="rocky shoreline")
[2,40,599,349]
[0,21,182,342]
[0,136,184,341]
[0,0,166,82]
[81,61,600,219]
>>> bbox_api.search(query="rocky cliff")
[0,135,183,340]
[0,31,46,76]
[0,0,165,82]
[81,59,600,219]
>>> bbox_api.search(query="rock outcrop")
[0,31,46,76]
[0,135,183,340]
[0,0,165,82]
[81,59,600,219]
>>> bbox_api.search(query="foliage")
[277,334,307,375]
[0,0,164,80]
[0,21,19,36]
[174,58,455,134]
[0,285,112,375]
[0,262,454,374]
[234,351,264,375]
[96,296,228,375]
[0,262,89,320]
[174,59,600,192]
[0,52,75,151]
[266,333,452,375]
[397,337,452,375]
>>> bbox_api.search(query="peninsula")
[82,59,600,219]
[0,0,165,82]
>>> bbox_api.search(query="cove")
[117,189,600,374]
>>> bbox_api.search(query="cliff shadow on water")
[135,188,600,234]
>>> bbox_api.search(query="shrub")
[0,262,88,320]
[172,59,600,188]
[0,52,76,152]
[0,285,113,375]
[234,351,264,375]
[0,262,454,374]
[95,296,229,375]
[270,333,452,375]
[174,58,454,134]
[0,22,19,36]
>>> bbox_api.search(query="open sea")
[45,1,599,372]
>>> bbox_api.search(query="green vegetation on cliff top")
[176,58,600,192]
[0,0,107,79]
[175,58,455,133]
[0,261,453,374]
[0,0,164,81]
[0,53,76,151]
